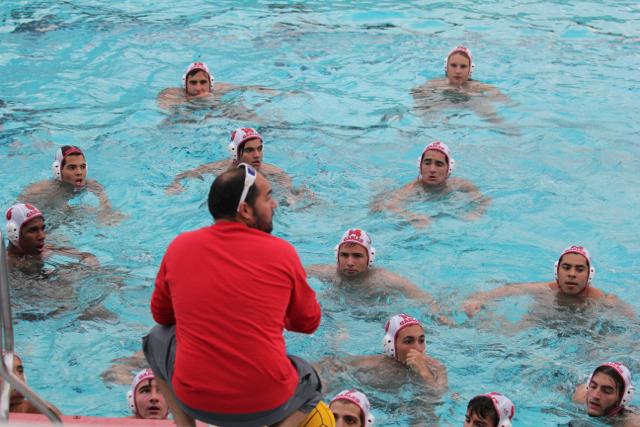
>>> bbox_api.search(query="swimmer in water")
[412,46,509,124]
[19,145,124,225]
[127,368,169,420]
[329,390,375,427]
[157,61,276,119]
[372,141,491,228]
[462,245,635,319]
[306,228,450,323]
[8,353,62,416]
[464,392,515,427]
[573,362,640,426]
[166,127,311,205]
[316,314,447,393]
[5,203,99,273]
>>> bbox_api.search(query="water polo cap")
[5,203,43,247]
[587,362,635,416]
[479,392,515,427]
[382,313,422,359]
[331,390,375,427]
[182,61,214,90]
[554,245,596,286]
[335,228,376,268]
[444,45,475,78]
[51,145,85,180]
[418,141,455,179]
[227,127,263,161]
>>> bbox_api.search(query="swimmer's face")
[446,52,471,85]
[337,243,369,278]
[61,154,87,188]
[330,400,363,427]
[134,378,168,420]
[586,372,620,417]
[238,138,264,169]
[420,150,449,186]
[19,217,46,255]
[247,173,277,234]
[464,408,496,427]
[395,324,426,363]
[556,253,590,295]
[186,70,211,96]
[10,355,25,406]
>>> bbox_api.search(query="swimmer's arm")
[261,164,294,189]
[452,178,492,219]
[425,356,448,391]
[100,350,147,385]
[462,282,551,317]
[18,180,50,204]
[51,245,100,267]
[380,270,449,323]
[572,383,587,403]
[87,180,126,225]
[22,400,63,417]
[603,294,637,319]
[165,161,228,194]
[216,82,278,96]
[305,264,335,282]
[157,88,185,109]
[372,183,431,228]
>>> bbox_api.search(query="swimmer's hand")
[97,209,127,226]
[165,181,186,195]
[407,213,430,228]
[405,350,434,381]
[462,299,484,318]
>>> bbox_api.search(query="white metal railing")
[0,231,62,424]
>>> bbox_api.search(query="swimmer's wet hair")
[208,168,258,220]
[467,396,498,427]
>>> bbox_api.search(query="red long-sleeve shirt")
[151,221,321,413]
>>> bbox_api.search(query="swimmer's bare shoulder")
[18,180,55,203]
[412,79,448,98]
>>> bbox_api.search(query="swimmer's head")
[335,229,376,277]
[7,353,26,406]
[586,362,634,418]
[418,141,455,185]
[228,127,264,168]
[444,45,474,84]
[330,390,375,427]
[554,245,595,295]
[183,61,214,96]
[52,145,87,188]
[126,368,169,420]
[382,313,425,363]
[5,203,45,255]
[465,393,515,427]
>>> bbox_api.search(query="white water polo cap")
[418,141,455,179]
[554,245,596,286]
[481,392,515,427]
[5,203,44,246]
[126,368,168,419]
[51,145,85,180]
[382,313,423,359]
[182,61,214,90]
[330,390,375,427]
[444,45,475,78]
[335,228,376,267]
[587,362,635,416]
[228,127,263,161]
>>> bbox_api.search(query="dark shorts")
[143,324,322,427]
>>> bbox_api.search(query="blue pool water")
[1,1,639,425]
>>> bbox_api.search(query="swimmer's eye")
[435,161,446,167]
[138,386,151,394]
[575,266,586,273]
[344,415,359,425]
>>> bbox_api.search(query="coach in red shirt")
[144,163,322,427]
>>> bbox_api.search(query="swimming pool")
[1,0,639,425]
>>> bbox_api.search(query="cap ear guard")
[6,218,20,246]
[228,140,239,161]
[366,413,376,427]
[52,160,62,180]
[126,390,136,414]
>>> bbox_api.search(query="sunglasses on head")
[237,163,257,212]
